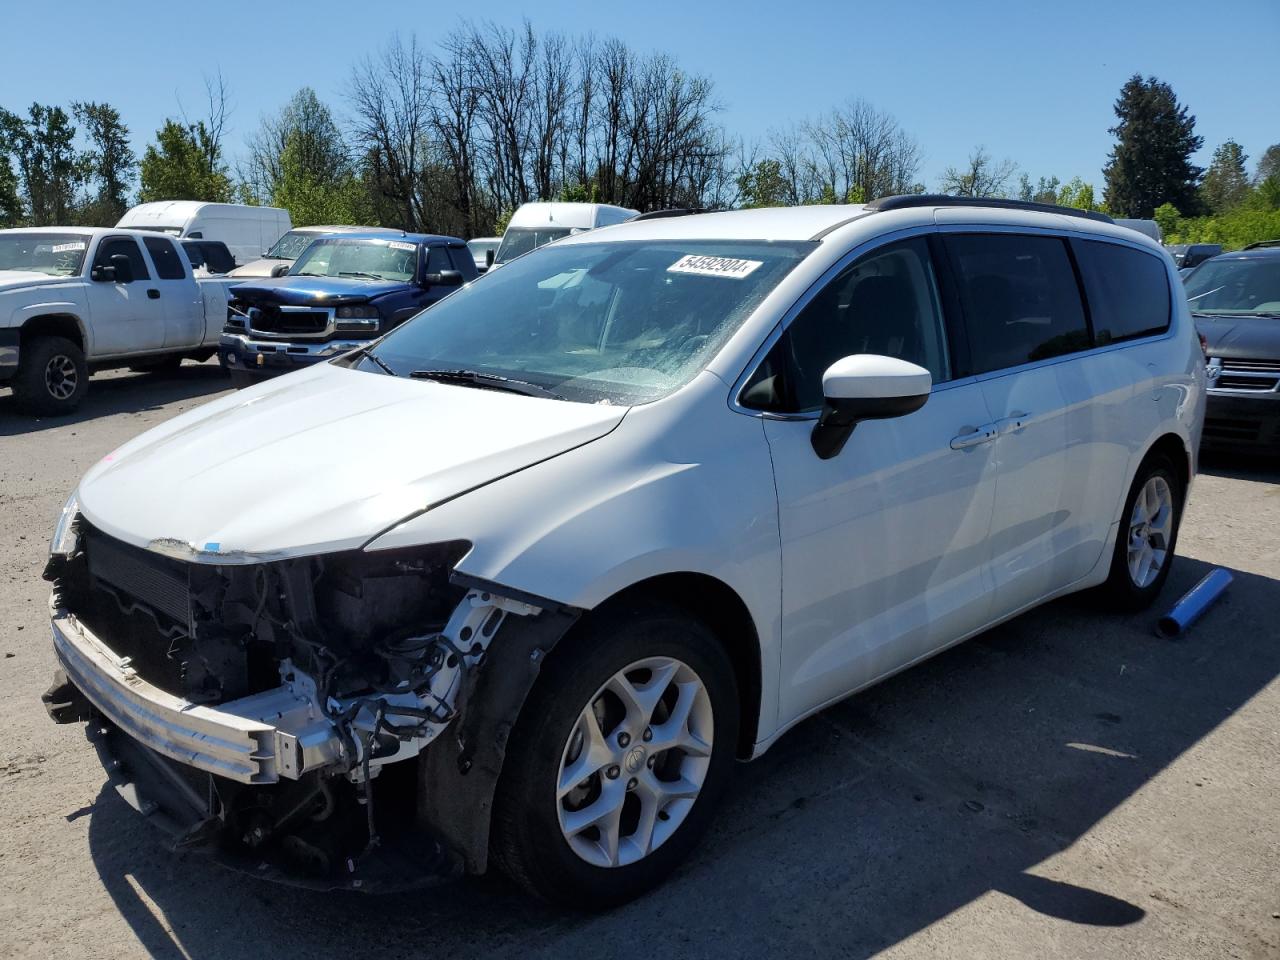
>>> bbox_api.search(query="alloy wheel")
[1127,474,1174,588]
[556,656,713,868]
[44,354,79,400]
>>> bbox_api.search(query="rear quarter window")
[143,236,187,280]
[1073,240,1171,344]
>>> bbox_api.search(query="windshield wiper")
[339,271,384,280]
[294,271,324,277]
[352,347,397,377]
[409,368,566,400]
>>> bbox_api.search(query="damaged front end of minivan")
[42,510,579,891]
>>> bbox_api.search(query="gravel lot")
[2,362,1278,960]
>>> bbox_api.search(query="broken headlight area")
[46,519,553,886]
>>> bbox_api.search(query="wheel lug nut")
[627,777,637,790]
[642,728,653,742]
[647,756,656,768]
[617,732,630,748]
[606,765,620,779]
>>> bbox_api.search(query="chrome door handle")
[950,424,997,449]
[998,410,1031,433]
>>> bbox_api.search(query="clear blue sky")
[4,0,1277,191]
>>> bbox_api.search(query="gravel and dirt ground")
[2,362,1278,959]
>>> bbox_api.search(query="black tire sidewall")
[1107,455,1183,608]
[13,336,88,415]
[495,605,739,908]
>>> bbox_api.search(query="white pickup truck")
[0,227,236,414]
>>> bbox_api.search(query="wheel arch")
[21,313,86,352]
[1144,432,1192,497]
[575,572,764,760]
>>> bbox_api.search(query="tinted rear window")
[945,234,1089,374]
[143,236,186,280]
[1073,240,1170,344]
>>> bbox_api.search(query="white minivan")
[43,197,1202,907]
[493,201,638,266]
[116,202,292,267]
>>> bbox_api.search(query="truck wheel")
[1100,453,1184,610]
[491,603,738,908]
[12,336,88,415]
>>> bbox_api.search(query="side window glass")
[93,238,151,282]
[203,243,235,274]
[448,246,475,277]
[426,245,451,276]
[1073,239,1170,344]
[743,236,951,413]
[945,234,1089,373]
[143,236,186,280]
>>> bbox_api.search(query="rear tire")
[492,603,738,908]
[11,335,88,415]
[1101,453,1183,610]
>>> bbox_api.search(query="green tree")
[1102,75,1203,218]
[737,158,790,208]
[1018,174,1060,205]
[0,153,21,226]
[72,101,136,225]
[138,119,232,203]
[1256,144,1280,184]
[272,126,368,226]
[1056,177,1099,211]
[1,103,84,225]
[1152,202,1181,239]
[1200,140,1250,214]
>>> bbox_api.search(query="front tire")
[11,335,88,415]
[1101,454,1183,609]
[492,603,739,908]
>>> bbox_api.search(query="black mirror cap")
[810,392,929,460]
[108,253,134,284]
[90,264,117,282]
[424,269,464,287]
[485,249,496,267]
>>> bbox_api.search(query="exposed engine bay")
[44,518,579,889]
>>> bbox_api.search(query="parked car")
[0,228,237,413]
[492,201,638,267]
[219,231,476,386]
[117,202,291,267]
[180,239,237,276]
[41,196,1202,907]
[467,236,501,273]
[227,225,401,279]
[1114,218,1162,243]
[1187,243,1280,450]
[1168,243,1223,270]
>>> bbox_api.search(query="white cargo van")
[493,202,638,266]
[116,202,292,267]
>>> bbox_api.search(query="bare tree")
[939,145,1017,198]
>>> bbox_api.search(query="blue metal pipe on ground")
[1156,568,1233,638]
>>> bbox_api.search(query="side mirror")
[485,249,495,268]
[106,253,134,284]
[91,264,116,282]
[424,270,464,287]
[811,354,931,459]
[271,263,290,278]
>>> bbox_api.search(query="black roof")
[865,194,1114,224]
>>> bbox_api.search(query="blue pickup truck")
[219,231,477,385]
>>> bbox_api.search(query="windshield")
[1184,257,1280,316]
[291,237,418,282]
[0,232,91,277]
[366,239,815,404]
[495,227,573,264]
[267,229,324,261]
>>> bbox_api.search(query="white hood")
[0,271,69,293]
[77,363,626,561]
[227,257,279,278]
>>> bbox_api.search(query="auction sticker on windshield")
[50,242,86,253]
[388,241,416,252]
[668,254,763,279]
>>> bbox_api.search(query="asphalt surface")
[2,362,1278,960]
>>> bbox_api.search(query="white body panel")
[117,203,292,267]
[67,202,1204,754]
[504,202,639,232]
[0,227,232,361]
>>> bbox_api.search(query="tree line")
[1,28,1276,250]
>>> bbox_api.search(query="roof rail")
[865,194,1115,224]
[1242,239,1280,250]
[631,208,708,221]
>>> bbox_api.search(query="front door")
[86,236,165,355]
[742,234,999,723]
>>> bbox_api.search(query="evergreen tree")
[1255,144,1280,184]
[1102,75,1203,218]
[0,153,21,226]
[138,119,232,202]
[72,101,136,225]
[0,104,84,225]
[1200,140,1250,213]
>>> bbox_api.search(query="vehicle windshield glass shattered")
[266,229,324,261]
[0,232,91,277]
[291,237,418,281]
[1184,257,1280,316]
[494,226,574,263]
[369,239,817,404]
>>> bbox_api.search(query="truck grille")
[85,525,190,626]
[248,305,331,336]
[1211,359,1280,392]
